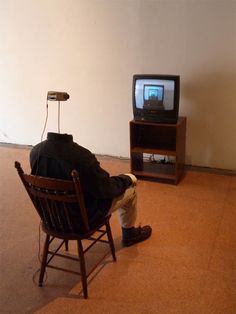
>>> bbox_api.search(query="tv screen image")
[143,84,165,110]
[133,74,180,124]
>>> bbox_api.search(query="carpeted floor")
[0,146,235,314]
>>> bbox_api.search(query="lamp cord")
[41,100,49,141]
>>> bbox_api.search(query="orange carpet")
[0,146,235,314]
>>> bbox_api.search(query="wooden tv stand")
[130,117,186,184]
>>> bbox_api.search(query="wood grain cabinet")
[130,117,186,184]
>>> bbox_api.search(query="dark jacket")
[30,132,132,230]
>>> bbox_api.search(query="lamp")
[47,91,70,133]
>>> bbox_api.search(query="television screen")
[133,74,180,124]
[143,84,164,110]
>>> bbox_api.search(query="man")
[30,132,152,246]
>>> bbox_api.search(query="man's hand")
[124,173,138,186]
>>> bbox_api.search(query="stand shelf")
[130,117,186,184]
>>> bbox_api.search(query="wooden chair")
[15,161,116,299]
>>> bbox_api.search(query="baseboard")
[1,142,235,176]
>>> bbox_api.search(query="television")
[132,74,180,124]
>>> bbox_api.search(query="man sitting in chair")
[30,132,152,247]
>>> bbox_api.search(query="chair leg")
[106,221,116,262]
[39,234,50,286]
[77,240,88,299]
[65,240,69,251]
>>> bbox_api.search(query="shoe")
[122,225,152,247]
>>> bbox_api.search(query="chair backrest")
[15,161,90,235]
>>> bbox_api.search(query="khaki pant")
[107,186,137,228]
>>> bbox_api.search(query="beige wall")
[0,0,235,170]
